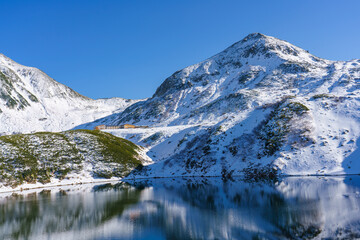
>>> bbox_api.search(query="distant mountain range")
[2,33,360,178]
[0,53,141,134]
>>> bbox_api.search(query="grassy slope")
[0,130,143,187]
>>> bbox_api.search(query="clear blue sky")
[0,0,359,99]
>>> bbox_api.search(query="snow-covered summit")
[220,33,317,61]
[153,32,324,98]
[89,33,335,127]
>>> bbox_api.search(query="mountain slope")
[0,130,151,190]
[0,54,141,134]
[86,33,360,177]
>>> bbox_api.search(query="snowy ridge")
[0,54,142,134]
[84,33,360,177]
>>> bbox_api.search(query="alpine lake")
[1,176,360,240]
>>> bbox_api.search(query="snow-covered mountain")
[87,33,360,177]
[0,54,141,134]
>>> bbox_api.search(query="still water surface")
[0,177,360,240]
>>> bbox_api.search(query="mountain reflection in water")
[0,177,360,240]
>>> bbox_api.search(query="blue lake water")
[0,176,360,240]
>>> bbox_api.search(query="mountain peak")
[217,33,316,63]
[152,33,322,98]
[241,32,268,42]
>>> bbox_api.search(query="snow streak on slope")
[85,33,360,177]
[0,54,141,135]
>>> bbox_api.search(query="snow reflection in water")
[0,177,360,240]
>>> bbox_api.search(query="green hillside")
[0,130,144,188]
